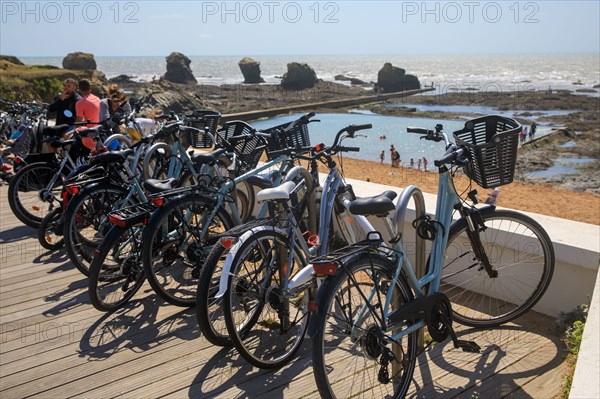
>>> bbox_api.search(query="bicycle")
[308,115,555,398]
[200,123,399,368]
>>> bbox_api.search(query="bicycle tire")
[7,161,64,228]
[196,242,233,347]
[38,207,64,250]
[223,229,309,369]
[63,183,129,276]
[88,224,146,312]
[142,194,234,307]
[440,208,555,328]
[311,254,417,399]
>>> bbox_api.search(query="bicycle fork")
[458,205,498,278]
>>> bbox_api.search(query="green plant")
[559,304,588,398]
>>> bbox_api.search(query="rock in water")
[163,52,197,84]
[281,62,317,90]
[62,52,97,70]
[238,57,265,83]
[377,63,420,92]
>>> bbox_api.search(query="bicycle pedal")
[455,339,481,353]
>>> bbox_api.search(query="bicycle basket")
[183,110,221,149]
[263,120,311,160]
[453,115,521,189]
[217,121,265,171]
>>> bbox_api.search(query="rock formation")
[238,57,264,83]
[281,62,317,90]
[377,63,420,92]
[0,55,23,65]
[163,52,197,84]
[62,52,97,70]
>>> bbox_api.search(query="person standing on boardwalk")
[75,79,101,128]
[47,78,81,128]
[380,150,385,164]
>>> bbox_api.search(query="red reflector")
[313,262,337,276]
[14,156,23,165]
[66,185,79,195]
[308,301,317,313]
[93,249,101,257]
[108,214,127,227]
[31,205,41,211]
[151,197,165,207]
[315,143,323,152]
[220,237,236,249]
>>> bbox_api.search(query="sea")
[19,53,598,166]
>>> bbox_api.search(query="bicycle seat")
[246,170,282,189]
[43,124,70,137]
[79,126,104,137]
[191,148,226,167]
[349,190,397,216]
[256,181,296,202]
[143,178,179,194]
[89,149,134,166]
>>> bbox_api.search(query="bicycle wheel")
[38,207,64,250]
[196,242,232,347]
[7,161,65,228]
[223,229,309,369]
[311,254,417,399]
[88,224,146,312]
[440,208,555,328]
[63,183,129,276]
[142,194,233,307]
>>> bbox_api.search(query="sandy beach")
[333,156,600,225]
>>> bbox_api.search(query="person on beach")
[423,157,428,171]
[523,126,529,141]
[530,122,537,140]
[484,188,500,205]
[75,79,100,128]
[410,158,414,169]
[417,158,422,170]
[99,84,132,135]
[47,78,80,128]
[390,145,396,167]
[380,150,385,164]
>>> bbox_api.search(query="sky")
[0,0,599,57]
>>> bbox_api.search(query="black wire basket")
[453,115,521,189]
[216,121,265,171]
[183,110,221,149]
[263,121,312,160]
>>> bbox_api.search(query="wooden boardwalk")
[0,184,567,399]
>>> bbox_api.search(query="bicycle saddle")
[89,149,134,166]
[256,181,296,202]
[43,124,70,137]
[79,126,105,137]
[190,148,226,167]
[246,170,282,190]
[143,178,179,194]
[348,190,397,216]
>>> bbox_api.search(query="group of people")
[379,146,429,171]
[520,122,537,144]
[49,78,131,137]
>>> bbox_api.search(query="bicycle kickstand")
[439,312,481,353]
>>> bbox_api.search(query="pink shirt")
[76,93,101,127]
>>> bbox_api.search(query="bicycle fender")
[142,142,172,180]
[215,225,289,299]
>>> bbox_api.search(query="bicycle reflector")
[13,156,23,165]
[220,236,238,249]
[66,185,79,195]
[151,197,165,207]
[313,261,337,276]
[315,143,324,152]
[108,214,126,227]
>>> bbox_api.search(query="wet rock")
[281,62,317,90]
[377,63,420,92]
[335,74,365,85]
[238,57,264,84]
[62,52,97,70]
[163,52,197,84]
[109,74,136,84]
